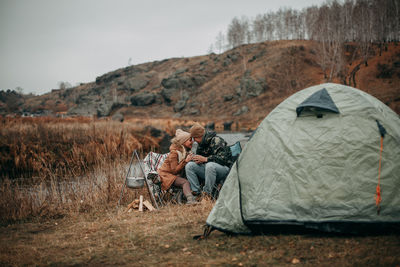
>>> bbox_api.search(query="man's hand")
[193,155,207,164]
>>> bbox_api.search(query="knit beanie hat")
[175,129,191,145]
[190,123,205,138]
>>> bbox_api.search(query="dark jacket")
[197,131,233,167]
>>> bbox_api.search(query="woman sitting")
[157,129,197,205]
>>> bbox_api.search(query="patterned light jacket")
[197,131,233,167]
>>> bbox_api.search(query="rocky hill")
[4,40,400,125]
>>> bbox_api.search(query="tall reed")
[0,117,159,180]
[0,117,161,222]
[0,116,255,222]
[0,160,146,222]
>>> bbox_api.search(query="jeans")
[185,161,230,195]
[173,176,192,197]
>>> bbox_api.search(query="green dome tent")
[206,83,400,234]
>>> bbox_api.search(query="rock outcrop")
[131,92,156,106]
[7,41,399,119]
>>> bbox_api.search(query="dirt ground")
[0,200,399,267]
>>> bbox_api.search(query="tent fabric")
[296,88,340,116]
[206,83,400,234]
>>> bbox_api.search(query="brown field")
[0,117,399,266]
[0,200,399,266]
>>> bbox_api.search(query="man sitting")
[185,123,233,198]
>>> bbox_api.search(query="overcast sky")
[0,0,326,95]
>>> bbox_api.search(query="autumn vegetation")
[218,0,399,84]
[1,116,398,267]
[0,117,162,179]
[0,117,182,221]
[1,0,399,265]
[0,117,252,222]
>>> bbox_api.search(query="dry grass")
[0,200,399,266]
[0,116,257,223]
[0,117,174,222]
[0,159,138,223]
[0,117,161,180]
[0,117,399,266]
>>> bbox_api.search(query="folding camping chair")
[143,152,184,206]
[118,150,184,209]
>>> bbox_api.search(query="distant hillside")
[4,40,400,126]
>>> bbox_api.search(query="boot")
[186,195,199,205]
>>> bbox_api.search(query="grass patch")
[0,201,399,266]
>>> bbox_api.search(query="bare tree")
[393,0,400,41]
[58,81,72,90]
[253,14,266,42]
[372,0,388,55]
[304,5,320,40]
[275,9,286,40]
[313,4,330,79]
[342,0,355,42]
[295,10,306,40]
[227,16,250,49]
[264,13,276,40]
[214,31,226,53]
[328,0,347,81]
[353,0,374,66]
[208,44,215,54]
[213,0,400,67]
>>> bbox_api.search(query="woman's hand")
[185,153,194,162]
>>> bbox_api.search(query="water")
[218,132,250,146]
